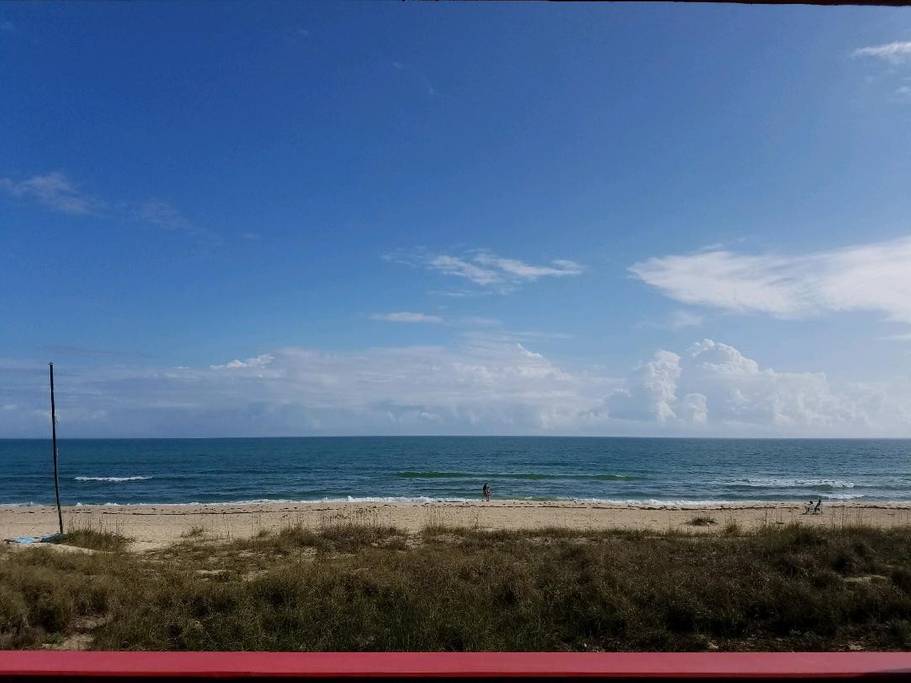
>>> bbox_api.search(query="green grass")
[686,516,717,527]
[2,523,911,651]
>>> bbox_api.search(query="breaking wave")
[725,478,856,490]
[74,476,152,483]
[396,471,636,481]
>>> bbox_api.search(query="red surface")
[0,652,910,679]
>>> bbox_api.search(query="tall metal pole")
[49,362,63,535]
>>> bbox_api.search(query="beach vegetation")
[52,528,132,553]
[2,523,911,651]
[722,520,742,536]
[181,526,207,539]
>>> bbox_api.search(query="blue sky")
[2,2,911,437]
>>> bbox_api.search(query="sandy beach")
[4,500,911,550]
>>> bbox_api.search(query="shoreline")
[1,495,904,509]
[4,500,911,550]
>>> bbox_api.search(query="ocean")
[0,437,909,507]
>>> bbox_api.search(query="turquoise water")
[0,437,909,506]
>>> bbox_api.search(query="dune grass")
[2,523,911,651]
[52,529,131,553]
[49,518,132,552]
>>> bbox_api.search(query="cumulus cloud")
[0,172,101,215]
[606,339,911,435]
[387,249,584,294]
[630,236,911,325]
[370,312,444,324]
[853,41,911,64]
[607,350,682,423]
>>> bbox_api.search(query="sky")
[2,2,911,438]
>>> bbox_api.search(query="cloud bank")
[2,338,908,438]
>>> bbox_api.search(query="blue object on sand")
[6,533,62,545]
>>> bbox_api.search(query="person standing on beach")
[482,482,491,502]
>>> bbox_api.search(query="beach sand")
[3,501,911,550]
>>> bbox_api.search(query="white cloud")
[0,172,100,215]
[428,255,503,286]
[630,235,911,325]
[209,354,275,370]
[472,253,584,280]
[0,171,218,243]
[853,41,911,64]
[389,249,584,294]
[370,312,444,324]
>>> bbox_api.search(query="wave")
[569,498,756,508]
[396,471,472,479]
[74,476,152,483]
[724,478,855,490]
[568,496,878,507]
[396,471,636,482]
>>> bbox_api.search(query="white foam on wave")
[196,496,474,506]
[337,495,471,504]
[570,498,759,509]
[728,478,856,489]
[75,476,152,483]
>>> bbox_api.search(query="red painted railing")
[0,652,910,679]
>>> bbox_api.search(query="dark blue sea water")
[0,437,909,507]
